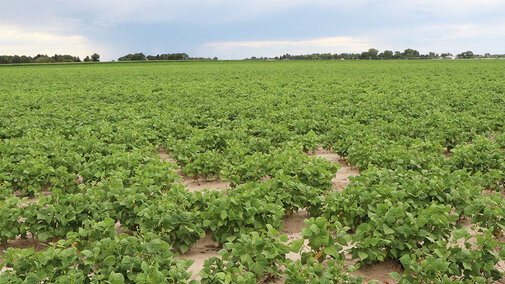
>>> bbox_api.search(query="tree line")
[3,49,505,64]
[0,53,100,64]
[248,49,505,61]
[117,52,218,61]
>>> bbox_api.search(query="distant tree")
[132,53,144,60]
[34,54,52,63]
[360,48,379,59]
[118,53,145,61]
[393,51,403,59]
[156,53,189,60]
[457,51,474,59]
[83,56,91,62]
[379,50,393,59]
[91,53,100,62]
[368,48,379,59]
[440,53,453,59]
[53,54,81,62]
[280,53,292,60]
[403,48,420,58]
[428,52,438,59]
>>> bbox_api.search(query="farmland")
[1,60,505,283]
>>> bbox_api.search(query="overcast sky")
[1,0,505,60]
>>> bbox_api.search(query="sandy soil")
[454,218,482,249]
[456,217,505,282]
[174,147,400,283]
[309,148,406,282]
[342,242,402,283]
[481,188,505,198]
[158,150,230,192]
[442,148,453,158]
[158,148,229,279]
[0,233,48,273]
[495,262,505,284]
[5,147,499,283]
[162,145,358,274]
[158,150,178,164]
[352,260,403,283]
[281,210,310,262]
[176,232,221,281]
[180,177,230,192]
[0,234,47,255]
[21,191,53,206]
[309,148,360,191]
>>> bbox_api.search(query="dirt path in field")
[352,261,403,283]
[1,148,398,282]
[176,148,401,282]
[281,209,310,262]
[176,232,221,281]
[456,218,505,284]
[158,149,229,280]
[309,148,359,191]
[310,148,404,283]
[180,177,230,192]
[158,149,230,192]
[0,233,48,274]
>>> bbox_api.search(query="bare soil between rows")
[5,148,491,283]
[174,148,401,282]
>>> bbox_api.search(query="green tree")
[360,48,379,60]
[457,51,474,59]
[118,53,145,61]
[91,53,100,62]
[34,54,52,63]
[393,51,403,59]
[368,48,379,59]
[379,50,393,59]
[403,48,420,58]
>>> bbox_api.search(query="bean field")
[1,60,505,283]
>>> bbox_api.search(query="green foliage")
[0,197,25,244]
[1,60,505,283]
[203,185,285,243]
[1,219,194,283]
[284,259,363,284]
[135,196,205,253]
[285,217,362,283]
[200,226,290,283]
[398,228,503,283]
[298,217,349,263]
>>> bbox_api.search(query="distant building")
[446,55,457,60]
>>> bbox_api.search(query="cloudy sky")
[1,0,505,60]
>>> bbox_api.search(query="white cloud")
[402,0,504,12]
[0,25,103,58]
[364,22,505,55]
[202,36,372,59]
[421,24,505,41]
